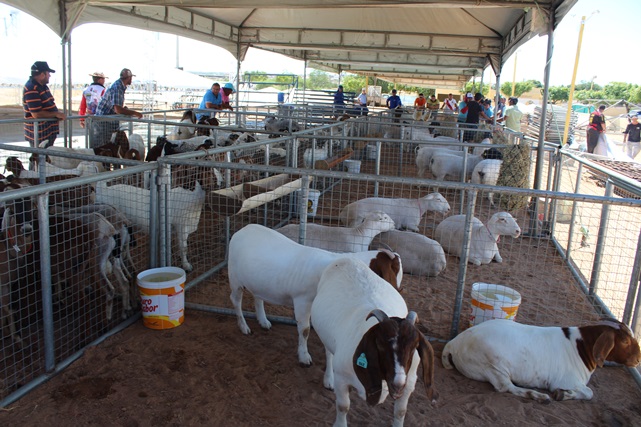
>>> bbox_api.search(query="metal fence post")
[623,229,641,325]
[157,163,171,267]
[565,162,583,260]
[37,193,55,372]
[589,180,614,296]
[450,189,478,339]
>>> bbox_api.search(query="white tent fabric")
[3,0,578,88]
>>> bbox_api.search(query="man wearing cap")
[458,92,473,123]
[22,61,66,148]
[78,72,107,128]
[587,105,606,154]
[386,89,403,122]
[462,93,490,142]
[93,68,143,148]
[221,82,235,112]
[197,82,223,121]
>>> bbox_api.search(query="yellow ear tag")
[357,353,368,368]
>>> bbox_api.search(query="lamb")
[339,192,451,232]
[430,152,484,181]
[471,159,503,206]
[415,146,465,177]
[371,230,446,277]
[277,211,395,253]
[471,137,492,156]
[311,258,437,426]
[303,143,329,168]
[95,180,205,272]
[434,211,521,265]
[442,318,641,403]
[228,224,403,366]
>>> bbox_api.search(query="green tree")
[463,82,489,97]
[603,82,633,100]
[548,86,569,103]
[500,81,534,98]
[341,74,367,93]
[305,70,332,90]
[630,86,641,104]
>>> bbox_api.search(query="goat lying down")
[228,224,403,366]
[311,258,437,426]
[442,318,641,402]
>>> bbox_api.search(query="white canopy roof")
[4,0,578,89]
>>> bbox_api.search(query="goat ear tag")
[356,353,368,369]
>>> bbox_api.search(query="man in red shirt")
[587,105,606,153]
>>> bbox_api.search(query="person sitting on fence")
[93,68,143,148]
[387,89,403,122]
[197,82,223,121]
[79,72,107,129]
[23,61,66,148]
[221,82,235,112]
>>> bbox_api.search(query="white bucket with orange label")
[137,267,186,330]
[469,283,521,327]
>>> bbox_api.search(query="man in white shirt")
[498,97,524,132]
[355,88,368,115]
[442,93,458,113]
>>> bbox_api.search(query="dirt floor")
[1,100,640,426]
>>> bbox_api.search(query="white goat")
[430,152,484,181]
[167,111,197,141]
[7,156,102,179]
[371,230,446,277]
[127,133,146,161]
[311,258,437,427]
[339,193,451,232]
[95,180,205,272]
[228,224,403,366]
[38,141,97,169]
[434,211,521,265]
[471,159,503,206]
[303,143,329,168]
[471,137,492,156]
[278,211,395,253]
[442,318,641,403]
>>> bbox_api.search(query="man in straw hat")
[93,68,143,148]
[23,61,66,148]
[79,71,108,128]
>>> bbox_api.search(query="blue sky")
[0,0,637,88]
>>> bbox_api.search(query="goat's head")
[580,318,641,369]
[181,109,197,124]
[483,147,503,160]
[353,310,437,405]
[5,157,25,177]
[368,249,402,291]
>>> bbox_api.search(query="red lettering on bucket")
[141,297,159,313]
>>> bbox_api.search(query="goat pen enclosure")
[1,112,641,409]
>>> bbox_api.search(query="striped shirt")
[23,78,59,144]
[95,78,126,116]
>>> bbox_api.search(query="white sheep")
[370,229,446,277]
[311,258,437,426]
[415,146,465,177]
[7,156,103,179]
[38,141,97,169]
[228,224,403,366]
[339,192,451,232]
[278,211,395,253]
[430,152,483,181]
[434,211,521,265]
[303,143,329,168]
[442,318,641,403]
[471,137,492,156]
[95,180,205,272]
[471,159,503,206]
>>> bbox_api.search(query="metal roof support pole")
[528,5,556,236]
[479,67,484,94]
[494,73,501,125]
[61,38,69,147]
[303,55,308,104]
[66,38,73,148]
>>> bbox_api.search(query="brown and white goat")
[442,318,641,402]
[0,199,35,346]
[311,257,436,427]
[228,224,403,366]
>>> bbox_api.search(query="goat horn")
[407,311,418,325]
[367,309,389,324]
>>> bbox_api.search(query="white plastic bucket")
[137,267,186,330]
[366,144,378,160]
[469,283,521,327]
[294,189,320,217]
[344,159,361,173]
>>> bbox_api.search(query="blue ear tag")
[356,353,368,368]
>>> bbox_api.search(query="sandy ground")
[1,95,640,426]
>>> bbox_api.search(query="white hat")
[466,92,473,98]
